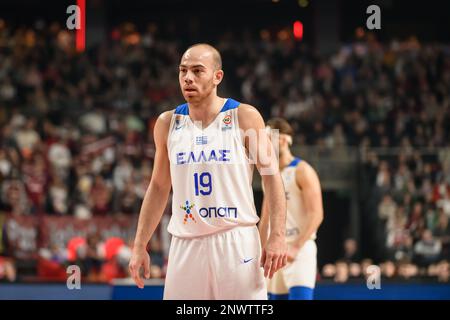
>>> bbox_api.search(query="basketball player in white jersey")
[128,44,287,299]
[260,118,323,300]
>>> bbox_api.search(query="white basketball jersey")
[281,158,317,244]
[166,98,259,238]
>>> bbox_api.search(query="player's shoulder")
[296,159,316,173]
[236,102,264,129]
[237,103,260,115]
[295,159,320,183]
[153,109,176,144]
[156,109,175,127]
[158,101,190,123]
[296,158,311,169]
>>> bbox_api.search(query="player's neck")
[279,151,295,170]
[188,94,225,127]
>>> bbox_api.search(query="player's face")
[179,49,223,103]
[278,135,290,156]
[266,128,289,158]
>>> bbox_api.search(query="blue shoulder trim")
[288,157,302,167]
[174,103,189,115]
[220,98,240,112]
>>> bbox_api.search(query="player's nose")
[183,70,194,83]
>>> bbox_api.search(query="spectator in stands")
[360,258,374,279]
[397,262,419,280]
[435,260,449,283]
[89,175,112,216]
[0,149,12,179]
[433,211,450,259]
[77,233,104,280]
[407,202,426,241]
[0,256,16,282]
[112,157,134,192]
[321,263,336,279]
[378,195,397,224]
[0,178,30,215]
[380,260,396,279]
[21,152,48,214]
[14,119,41,157]
[47,133,72,181]
[376,162,391,193]
[414,229,442,266]
[46,175,69,215]
[348,262,362,278]
[341,238,361,263]
[114,179,140,215]
[334,260,349,283]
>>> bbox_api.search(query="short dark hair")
[266,117,294,136]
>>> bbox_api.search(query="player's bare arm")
[287,161,323,262]
[238,104,287,279]
[258,194,270,249]
[129,110,173,288]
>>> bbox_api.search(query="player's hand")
[287,244,300,263]
[261,234,287,279]
[129,246,151,289]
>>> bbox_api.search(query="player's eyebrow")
[179,64,206,69]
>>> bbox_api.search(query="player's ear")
[280,135,291,148]
[213,69,224,85]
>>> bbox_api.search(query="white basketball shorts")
[267,239,317,295]
[163,225,267,300]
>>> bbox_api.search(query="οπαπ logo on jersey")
[180,200,196,224]
[222,114,232,131]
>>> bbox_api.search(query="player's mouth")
[184,87,197,92]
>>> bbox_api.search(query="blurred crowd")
[0,20,450,282]
[35,233,166,283]
[321,238,449,283]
